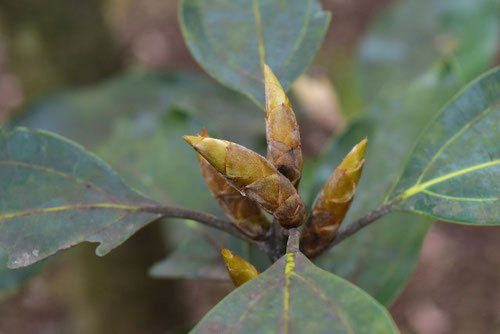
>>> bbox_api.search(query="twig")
[138,205,278,259]
[267,219,287,262]
[330,200,396,247]
[138,205,263,248]
[286,228,300,253]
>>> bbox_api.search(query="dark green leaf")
[312,64,485,305]
[311,0,498,305]
[390,67,500,224]
[11,71,268,279]
[0,128,160,268]
[192,252,397,333]
[180,0,330,107]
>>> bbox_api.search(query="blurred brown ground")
[0,1,499,333]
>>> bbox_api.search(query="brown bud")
[221,248,259,287]
[196,130,270,239]
[184,135,307,228]
[264,64,303,188]
[300,138,367,258]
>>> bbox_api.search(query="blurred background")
[0,0,498,333]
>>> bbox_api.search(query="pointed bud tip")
[183,135,203,147]
[340,137,368,170]
[264,64,289,111]
[357,137,368,155]
[220,248,232,260]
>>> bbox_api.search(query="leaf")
[11,71,266,213]
[192,252,398,333]
[0,128,160,268]
[389,67,500,224]
[180,0,330,107]
[0,250,42,295]
[10,71,269,279]
[311,119,432,306]
[310,0,499,305]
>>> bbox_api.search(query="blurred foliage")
[357,0,498,100]
[0,0,122,99]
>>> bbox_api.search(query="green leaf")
[390,67,500,224]
[180,0,330,107]
[11,71,266,213]
[312,63,487,305]
[310,0,499,305]
[192,252,398,333]
[11,71,268,279]
[311,122,431,306]
[0,128,160,268]
[0,250,42,295]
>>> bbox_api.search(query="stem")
[331,200,396,247]
[286,228,300,253]
[267,219,287,262]
[138,205,268,253]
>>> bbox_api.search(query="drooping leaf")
[180,0,330,107]
[192,252,398,333]
[389,67,500,224]
[0,128,160,268]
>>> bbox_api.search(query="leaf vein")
[0,160,120,203]
[416,106,493,184]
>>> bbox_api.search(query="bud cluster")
[183,65,367,286]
